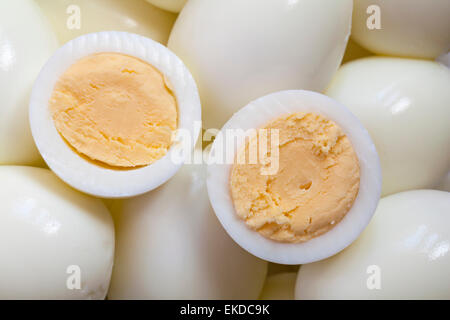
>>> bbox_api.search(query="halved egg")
[207,90,382,264]
[29,31,201,198]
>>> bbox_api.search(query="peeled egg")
[146,0,187,13]
[435,172,450,193]
[260,272,297,300]
[168,0,352,129]
[207,90,381,264]
[0,0,57,166]
[326,57,450,196]
[108,158,268,299]
[0,166,114,299]
[352,0,450,59]
[296,190,450,299]
[37,0,176,45]
[29,31,201,198]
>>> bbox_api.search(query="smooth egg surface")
[37,0,177,45]
[108,158,268,299]
[352,0,450,59]
[29,31,201,198]
[207,90,381,264]
[0,0,57,166]
[260,272,297,300]
[326,57,450,196]
[0,166,114,299]
[168,0,352,129]
[296,190,450,299]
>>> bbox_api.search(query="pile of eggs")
[0,0,448,300]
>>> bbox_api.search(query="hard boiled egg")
[260,272,297,300]
[296,190,450,299]
[37,0,176,45]
[207,90,381,264]
[341,39,372,65]
[0,0,57,166]
[168,0,352,129]
[326,57,450,196]
[352,0,450,59]
[0,166,114,299]
[29,31,201,198]
[108,157,268,299]
[435,172,450,193]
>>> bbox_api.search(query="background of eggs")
[0,0,449,299]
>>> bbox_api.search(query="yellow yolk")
[230,113,360,243]
[49,53,177,168]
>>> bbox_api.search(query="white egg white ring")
[30,31,201,198]
[206,90,382,264]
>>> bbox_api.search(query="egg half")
[207,90,382,264]
[29,31,201,198]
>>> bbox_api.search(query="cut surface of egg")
[0,166,114,299]
[352,0,450,59]
[296,190,450,299]
[168,0,352,129]
[29,31,201,198]
[326,57,450,196]
[260,272,297,300]
[108,157,268,299]
[146,0,187,13]
[0,0,57,166]
[37,0,177,45]
[207,90,381,264]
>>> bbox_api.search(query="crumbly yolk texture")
[230,113,360,243]
[49,53,177,168]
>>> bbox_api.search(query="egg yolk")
[49,52,177,168]
[230,112,360,243]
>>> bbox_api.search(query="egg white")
[29,31,201,198]
[207,90,382,264]
[326,57,450,196]
[37,0,177,45]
